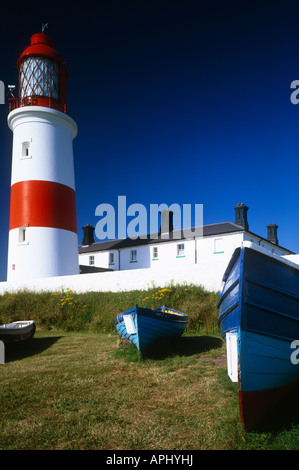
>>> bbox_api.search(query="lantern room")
[9,32,68,113]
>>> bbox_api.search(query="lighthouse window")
[20,57,59,100]
[89,256,95,266]
[22,141,31,158]
[18,228,26,243]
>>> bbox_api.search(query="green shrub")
[0,284,219,334]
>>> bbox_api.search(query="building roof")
[79,221,286,254]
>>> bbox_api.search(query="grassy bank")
[1,284,299,450]
[0,283,219,334]
[1,331,299,450]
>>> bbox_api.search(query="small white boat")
[0,321,36,342]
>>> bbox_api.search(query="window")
[130,249,137,262]
[109,252,115,265]
[18,227,26,243]
[214,238,224,254]
[152,247,158,260]
[21,141,31,158]
[177,243,185,257]
[89,255,95,266]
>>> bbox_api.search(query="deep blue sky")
[1,0,299,281]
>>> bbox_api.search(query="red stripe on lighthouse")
[9,180,77,233]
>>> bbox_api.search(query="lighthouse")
[7,31,79,281]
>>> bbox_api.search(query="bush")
[0,284,219,334]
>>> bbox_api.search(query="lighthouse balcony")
[8,95,68,114]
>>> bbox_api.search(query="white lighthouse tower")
[7,31,79,281]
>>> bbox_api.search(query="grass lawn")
[1,330,299,450]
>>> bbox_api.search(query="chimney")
[82,224,95,246]
[234,203,249,231]
[160,209,174,235]
[267,223,278,245]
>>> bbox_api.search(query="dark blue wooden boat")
[115,304,188,356]
[218,243,299,430]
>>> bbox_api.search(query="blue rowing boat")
[218,243,299,430]
[115,304,188,356]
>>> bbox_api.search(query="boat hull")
[218,244,299,430]
[115,305,188,356]
[0,321,36,343]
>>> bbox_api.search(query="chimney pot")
[267,223,278,245]
[160,209,174,235]
[82,224,95,246]
[234,203,249,231]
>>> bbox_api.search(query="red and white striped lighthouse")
[7,31,79,281]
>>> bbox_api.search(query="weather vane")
[42,23,48,33]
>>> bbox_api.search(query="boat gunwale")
[0,320,35,342]
[116,311,188,325]
[0,320,35,330]
[115,305,188,326]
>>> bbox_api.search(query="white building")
[0,203,295,294]
[78,204,293,291]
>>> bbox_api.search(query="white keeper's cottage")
[78,204,294,292]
